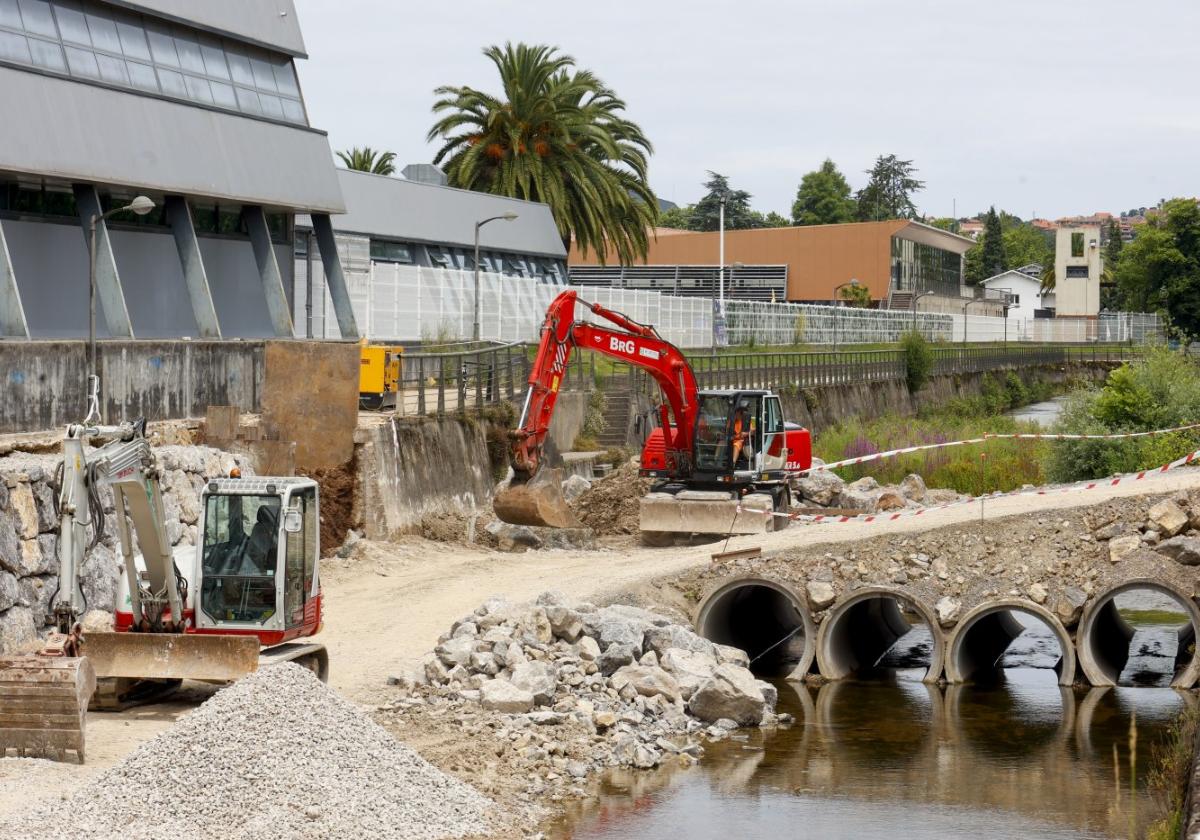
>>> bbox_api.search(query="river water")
[1007,396,1070,427]
[554,615,1192,839]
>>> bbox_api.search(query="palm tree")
[336,147,397,175]
[1040,263,1056,293]
[427,43,658,265]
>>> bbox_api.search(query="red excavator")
[494,289,812,543]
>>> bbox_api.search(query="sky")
[293,0,1200,222]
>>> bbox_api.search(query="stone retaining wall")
[0,446,251,652]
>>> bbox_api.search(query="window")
[0,0,308,124]
[694,394,735,472]
[425,245,452,268]
[284,488,315,629]
[199,493,280,625]
[1012,294,1020,305]
[1065,266,1089,279]
[370,239,413,264]
[1071,232,1085,258]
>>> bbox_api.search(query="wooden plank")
[711,546,762,563]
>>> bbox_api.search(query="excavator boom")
[495,289,700,528]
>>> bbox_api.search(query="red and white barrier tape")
[814,421,1200,472]
[750,447,1200,526]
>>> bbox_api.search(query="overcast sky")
[293,0,1199,221]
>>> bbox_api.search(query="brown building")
[568,220,976,305]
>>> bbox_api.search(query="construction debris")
[379,593,789,814]
[0,664,495,840]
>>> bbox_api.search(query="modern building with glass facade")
[568,220,976,306]
[0,0,355,339]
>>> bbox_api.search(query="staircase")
[886,291,914,311]
[596,389,632,449]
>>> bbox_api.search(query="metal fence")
[389,340,1141,418]
[295,260,1163,350]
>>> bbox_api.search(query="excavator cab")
[691,391,784,480]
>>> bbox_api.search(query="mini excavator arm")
[54,419,185,634]
[509,289,699,480]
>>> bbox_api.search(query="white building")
[1054,225,1102,317]
[980,265,1049,323]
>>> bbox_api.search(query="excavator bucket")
[0,655,96,763]
[493,467,582,529]
[82,632,260,683]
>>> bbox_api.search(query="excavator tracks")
[0,656,96,763]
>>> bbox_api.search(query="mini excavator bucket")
[82,632,261,683]
[0,656,96,763]
[493,467,582,529]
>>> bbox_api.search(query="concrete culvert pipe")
[1077,579,1200,688]
[815,587,944,683]
[945,600,1077,687]
[694,577,815,679]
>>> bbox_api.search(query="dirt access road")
[4,467,1200,817]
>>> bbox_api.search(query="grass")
[1145,704,1200,840]
[811,372,1065,495]
[1119,609,1189,625]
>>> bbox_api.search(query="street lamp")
[711,197,729,352]
[832,278,859,352]
[473,212,519,342]
[86,195,155,423]
[911,290,936,336]
[962,296,987,346]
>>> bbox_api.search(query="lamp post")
[911,290,936,336]
[711,196,728,351]
[473,212,519,342]
[87,195,155,423]
[962,297,986,346]
[832,278,860,352]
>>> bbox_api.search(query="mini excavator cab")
[195,479,321,640]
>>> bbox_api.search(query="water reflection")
[556,673,1186,840]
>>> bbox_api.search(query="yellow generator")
[359,344,404,410]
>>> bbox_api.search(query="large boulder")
[899,473,927,502]
[0,606,38,654]
[1148,500,1188,538]
[643,624,717,658]
[1108,534,1142,563]
[560,474,592,504]
[806,581,836,611]
[484,521,543,553]
[1156,536,1200,566]
[836,484,878,513]
[0,571,18,612]
[435,636,477,668]
[587,612,647,656]
[597,643,634,676]
[80,544,121,613]
[686,663,767,726]
[795,471,845,507]
[611,665,682,703]
[479,678,535,713]
[509,661,557,705]
[875,490,906,512]
[660,647,718,700]
[8,483,39,540]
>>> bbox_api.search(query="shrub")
[900,330,933,394]
[1047,348,1200,482]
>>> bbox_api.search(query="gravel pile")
[0,664,494,840]
[382,593,789,805]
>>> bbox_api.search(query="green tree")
[839,283,872,307]
[690,172,758,231]
[336,147,397,175]
[855,155,924,221]
[1001,223,1053,270]
[1104,218,1124,273]
[979,206,1006,278]
[427,43,657,264]
[753,210,791,228]
[658,204,694,230]
[926,217,958,232]
[1114,199,1200,339]
[791,159,856,225]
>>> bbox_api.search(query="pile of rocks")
[1101,493,1200,566]
[0,663,495,840]
[794,469,968,513]
[386,594,786,794]
[0,446,251,652]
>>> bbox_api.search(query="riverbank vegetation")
[813,371,1057,495]
[1047,348,1200,483]
[1146,703,1199,840]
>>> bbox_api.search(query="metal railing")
[387,341,1142,418]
